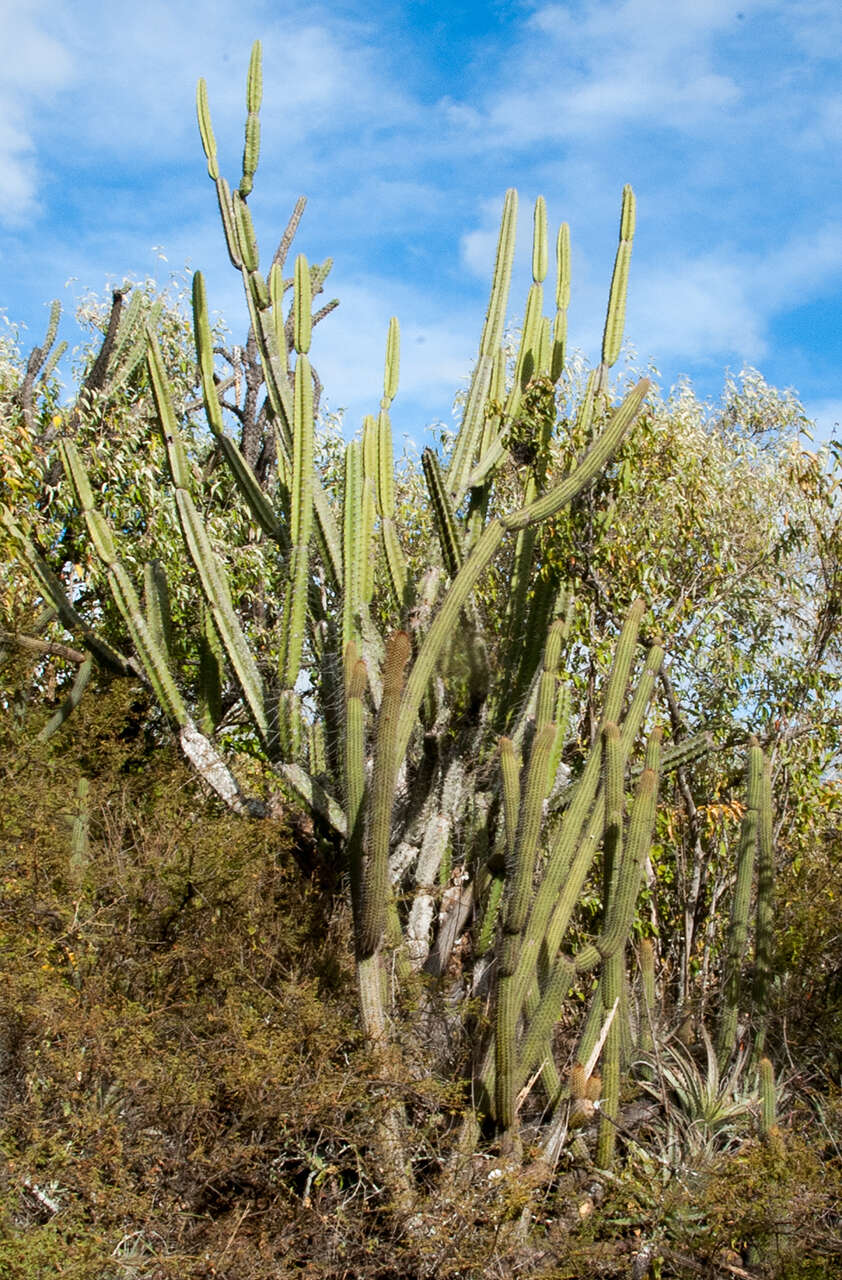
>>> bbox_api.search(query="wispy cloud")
[3,0,842,439]
[469,0,769,147]
[0,0,73,223]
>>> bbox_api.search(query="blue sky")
[3,0,842,445]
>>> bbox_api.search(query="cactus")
[637,938,657,1062]
[758,1055,778,1141]
[751,756,775,1062]
[69,777,90,887]
[718,741,764,1068]
[12,41,670,1186]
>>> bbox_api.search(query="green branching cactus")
[638,937,657,1061]
[480,604,662,1153]
[12,40,672,1187]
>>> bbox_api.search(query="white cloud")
[34,1,417,170]
[625,217,842,371]
[761,224,842,307]
[474,0,769,148]
[0,0,73,223]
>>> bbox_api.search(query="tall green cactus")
[718,740,767,1068]
[751,755,775,1063]
[12,40,675,1184]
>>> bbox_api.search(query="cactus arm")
[143,560,173,660]
[595,955,622,1168]
[532,195,548,283]
[38,654,93,742]
[422,447,464,579]
[69,777,90,886]
[447,189,517,501]
[718,742,763,1066]
[20,300,62,428]
[596,746,659,961]
[463,403,510,492]
[638,939,657,1059]
[358,632,411,956]
[2,516,134,676]
[197,75,220,181]
[499,737,521,869]
[57,439,190,727]
[395,518,506,765]
[502,521,537,667]
[360,415,379,604]
[535,617,565,730]
[657,730,714,774]
[239,40,262,198]
[479,188,518,358]
[449,355,496,507]
[476,873,505,956]
[345,646,368,921]
[279,347,315,696]
[507,725,556,934]
[599,184,635,377]
[108,563,191,727]
[752,755,775,1060]
[383,313,400,404]
[342,440,374,661]
[271,761,347,836]
[376,337,408,608]
[293,253,312,354]
[758,1057,777,1139]
[602,721,625,912]
[198,605,223,734]
[268,263,289,378]
[496,721,558,1130]
[551,222,571,383]
[193,271,287,543]
[506,281,544,420]
[146,338,271,745]
[196,69,241,268]
[503,563,564,730]
[232,191,260,275]
[172,489,269,743]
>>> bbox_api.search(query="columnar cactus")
[717,740,773,1068]
[14,40,777,1190]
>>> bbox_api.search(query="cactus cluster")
[7,42,779,1181]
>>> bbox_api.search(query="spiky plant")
[5,42,782,1206]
